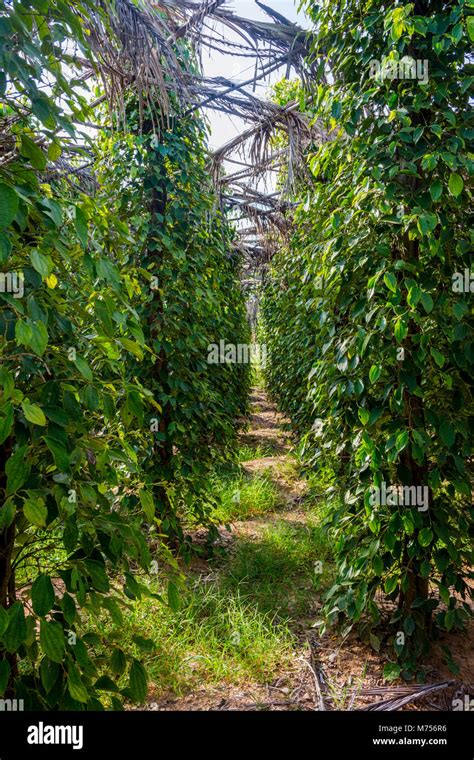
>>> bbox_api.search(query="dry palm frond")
[2,0,326,279]
[0,117,17,169]
[170,0,228,43]
[154,0,319,81]
[211,94,325,175]
[82,0,194,127]
[43,158,99,194]
[359,680,455,711]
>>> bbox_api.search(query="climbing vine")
[0,0,249,708]
[261,0,473,678]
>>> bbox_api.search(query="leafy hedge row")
[261,0,473,679]
[0,1,249,708]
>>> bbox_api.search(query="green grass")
[222,517,334,618]
[88,575,296,697]
[236,442,278,462]
[80,420,334,702]
[250,365,265,388]
[79,484,334,703]
[210,470,284,522]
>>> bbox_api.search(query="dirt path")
[144,389,473,712]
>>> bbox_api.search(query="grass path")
[141,387,332,710]
[105,387,472,711]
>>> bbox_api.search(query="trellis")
[1,0,328,270]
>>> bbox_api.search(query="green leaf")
[439,420,455,447]
[429,180,442,201]
[61,594,76,625]
[110,649,127,676]
[384,576,398,594]
[23,496,48,527]
[40,198,62,227]
[0,659,10,695]
[395,430,409,454]
[94,675,120,693]
[403,615,415,635]
[6,445,29,495]
[383,662,401,682]
[417,212,437,236]
[420,559,431,577]
[31,574,55,617]
[448,172,463,198]
[394,319,408,343]
[369,365,382,383]
[30,249,53,277]
[15,320,33,347]
[73,356,93,382]
[132,635,155,653]
[96,257,120,285]
[402,511,415,535]
[392,19,404,40]
[4,602,27,652]
[430,348,445,368]
[373,556,383,576]
[438,584,450,605]
[84,560,109,593]
[139,491,155,521]
[119,338,144,360]
[22,401,47,426]
[67,663,89,703]
[0,231,12,263]
[40,620,65,663]
[383,272,397,293]
[20,135,46,171]
[369,633,381,652]
[0,498,15,530]
[44,437,70,471]
[167,580,180,611]
[47,142,62,162]
[128,659,148,702]
[418,528,433,547]
[445,610,455,632]
[468,16,474,42]
[453,301,467,321]
[0,403,14,446]
[0,184,19,229]
[40,658,60,694]
[420,292,434,314]
[0,607,10,638]
[407,285,421,308]
[27,320,48,356]
[31,96,56,128]
[74,207,88,248]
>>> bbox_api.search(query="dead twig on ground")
[299,656,326,711]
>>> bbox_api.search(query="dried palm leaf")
[82,0,193,127]
[360,680,455,711]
